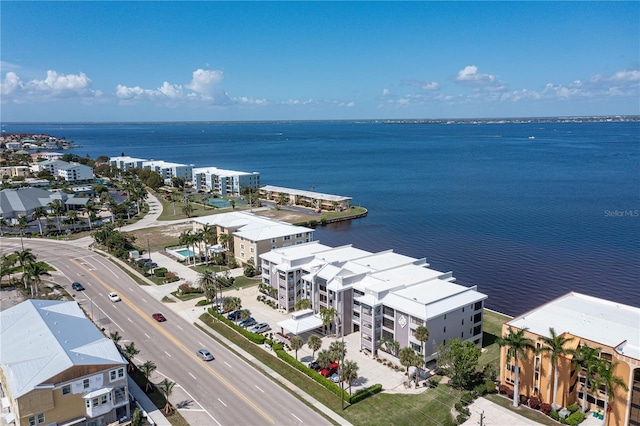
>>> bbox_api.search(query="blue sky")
[1,1,639,122]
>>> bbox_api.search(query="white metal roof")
[277,314,324,335]
[260,185,351,201]
[507,292,640,361]
[0,300,126,398]
[194,212,313,242]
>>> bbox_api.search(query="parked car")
[152,313,167,322]
[249,322,271,334]
[321,361,339,377]
[239,317,257,328]
[227,310,242,321]
[71,282,85,291]
[308,361,321,371]
[196,349,214,361]
[329,372,341,383]
[108,292,121,302]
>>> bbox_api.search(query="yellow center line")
[73,259,275,425]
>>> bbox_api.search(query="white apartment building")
[37,160,94,182]
[192,167,260,196]
[109,156,147,171]
[261,242,487,363]
[141,160,192,184]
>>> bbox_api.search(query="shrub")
[456,414,468,424]
[154,267,168,277]
[506,389,514,399]
[473,383,486,396]
[430,376,441,387]
[484,380,496,394]
[498,384,509,394]
[565,412,586,426]
[528,396,541,410]
[540,403,553,415]
[349,384,382,404]
[196,300,209,306]
[567,403,580,413]
[519,394,529,406]
[455,402,463,411]
[549,411,560,421]
[460,392,475,405]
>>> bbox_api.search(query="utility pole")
[478,410,485,426]
[147,237,151,261]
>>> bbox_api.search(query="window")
[240,244,245,249]
[461,319,464,325]
[383,306,394,317]
[443,326,446,333]
[284,235,291,240]
[250,247,255,253]
[383,317,394,329]
[474,313,482,323]
[109,367,125,382]
[83,378,90,388]
[241,252,245,258]
[101,394,108,404]
[27,414,45,426]
[474,301,482,311]
[62,385,71,395]
[93,397,99,407]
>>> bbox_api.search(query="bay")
[4,120,639,315]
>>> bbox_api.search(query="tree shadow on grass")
[483,331,498,347]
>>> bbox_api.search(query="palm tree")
[329,340,347,363]
[181,201,194,218]
[414,325,430,363]
[16,215,28,250]
[497,326,535,408]
[198,268,218,303]
[0,253,17,286]
[290,336,304,361]
[399,346,416,375]
[0,216,7,236]
[110,331,123,348]
[24,261,50,298]
[572,345,601,413]
[239,309,251,325]
[307,335,322,359]
[14,248,36,289]
[48,199,65,232]
[32,206,47,236]
[317,349,332,370]
[157,378,175,414]
[537,328,573,409]
[341,359,359,395]
[138,360,157,392]
[122,342,141,372]
[295,298,312,311]
[320,307,337,336]
[591,360,628,424]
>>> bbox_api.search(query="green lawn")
[485,393,558,425]
[478,309,512,369]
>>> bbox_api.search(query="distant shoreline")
[2,115,639,126]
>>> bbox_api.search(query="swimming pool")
[207,199,231,208]
[166,246,195,261]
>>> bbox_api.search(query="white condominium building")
[141,160,192,183]
[192,167,260,196]
[260,241,487,363]
[108,155,147,171]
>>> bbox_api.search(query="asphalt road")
[2,238,332,426]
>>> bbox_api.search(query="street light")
[337,315,345,410]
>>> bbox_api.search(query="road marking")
[224,362,232,368]
[164,351,171,358]
[70,258,274,425]
[188,372,197,380]
[198,341,204,347]
[98,292,104,297]
[141,298,147,303]
[292,413,302,423]
[217,398,227,407]
[176,325,183,330]
[127,317,133,323]
[144,333,151,339]
[255,385,264,393]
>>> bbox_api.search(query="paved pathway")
[461,397,543,425]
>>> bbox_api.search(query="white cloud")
[1,70,98,102]
[185,69,223,96]
[0,61,20,72]
[455,65,502,89]
[382,88,390,96]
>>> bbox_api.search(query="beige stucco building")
[499,292,640,426]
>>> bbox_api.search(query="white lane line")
[127,317,133,323]
[92,257,119,277]
[144,333,151,339]
[217,398,227,407]
[255,385,264,393]
[164,351,171,358]
[98,292,104,297]
[176,325,183,330]
[224,361,232,368]
[179,383,221,426]
[95,305,122,331]
[129,287,134,292]
[141,298,147,303]
[188,372,197,380]
[292,413,303,423]
[198,341,204,347]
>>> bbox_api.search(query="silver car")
[249,322,271,334]
[196,349,214,361]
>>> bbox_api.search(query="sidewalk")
[127,376,171,426]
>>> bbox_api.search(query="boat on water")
[528,136,536,139]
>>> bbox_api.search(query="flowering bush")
[528,396,541,410]
[540,403,553,415]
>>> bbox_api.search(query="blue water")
[4,121,639,315]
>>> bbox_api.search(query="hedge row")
[207,308,381,405]
[208,309,266,344]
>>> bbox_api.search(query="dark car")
[321,362,339,377]
[308,361,321,371]
[152,313,167,322]
[71,282,85,291]
[239,317,257,328]
[227,310,242,321]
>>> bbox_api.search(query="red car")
[152,313,167,322]
[320,362,339,377]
